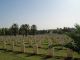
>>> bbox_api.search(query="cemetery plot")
[0,34,80,60]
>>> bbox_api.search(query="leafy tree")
[0,28,9,35]
[4,28,9,35]
[31,25,37,35]
[19,24,30,36]
[0,28,6,35]
[24,24,30,35]
[0,28,1,35]
[75,24,80,33]
[19,24,25,35]
[65,24,80,53]
[10,23,19,36]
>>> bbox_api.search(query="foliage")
[30,25,37,35]
[10,23,19,36]
[0,24,37,36]
[19,24,30,36]
[65,24,80,53]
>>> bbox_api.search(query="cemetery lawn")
[0,49,80,60]
[0,35,80,60]
[0,50,41,60]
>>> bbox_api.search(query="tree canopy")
[65,24,80,53]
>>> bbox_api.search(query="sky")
[0,0,80,30]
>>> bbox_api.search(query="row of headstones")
[0,36,54,56]
[0,34,72,46]
[0,36,74,60]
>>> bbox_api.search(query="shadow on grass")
[13,51,24,55]
[63,57,80,60]
[0,49,80,60]
[25,53,43,57]
[42,55,53,60]
[74,58,80,60]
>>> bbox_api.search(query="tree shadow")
[25,53,36,57]
[64,57,80,60]
[42,55,53,60]
[74,58,80,60]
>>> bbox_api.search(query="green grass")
[0,50,66,60]
[0,51,23,60]
[0,43,80,59]
[0,48,80,60]
[0,50,42,60]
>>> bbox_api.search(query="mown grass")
[0,47,80,60]
[0,50,62,60]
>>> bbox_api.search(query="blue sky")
[0,0,80,30]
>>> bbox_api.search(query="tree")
[19,24,30,36]
[0,28,9,35]
[0,28,1,35]
[31,25,37,35]
[75,24,80,33]
[65,24,80,53]
[10,23,19,36]
[0,28,5,35]
[24,24,30,35]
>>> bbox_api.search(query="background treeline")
[0,24,37,36]
[0,23,76,36]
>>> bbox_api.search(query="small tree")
[31,25,37,35]
[24,24,30,36]
[19,24,30,36]
[4,28,9,35]
[1,28,5,35]
[10,23,19,36]
[65,24,80,53]
[0,28,1,35]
